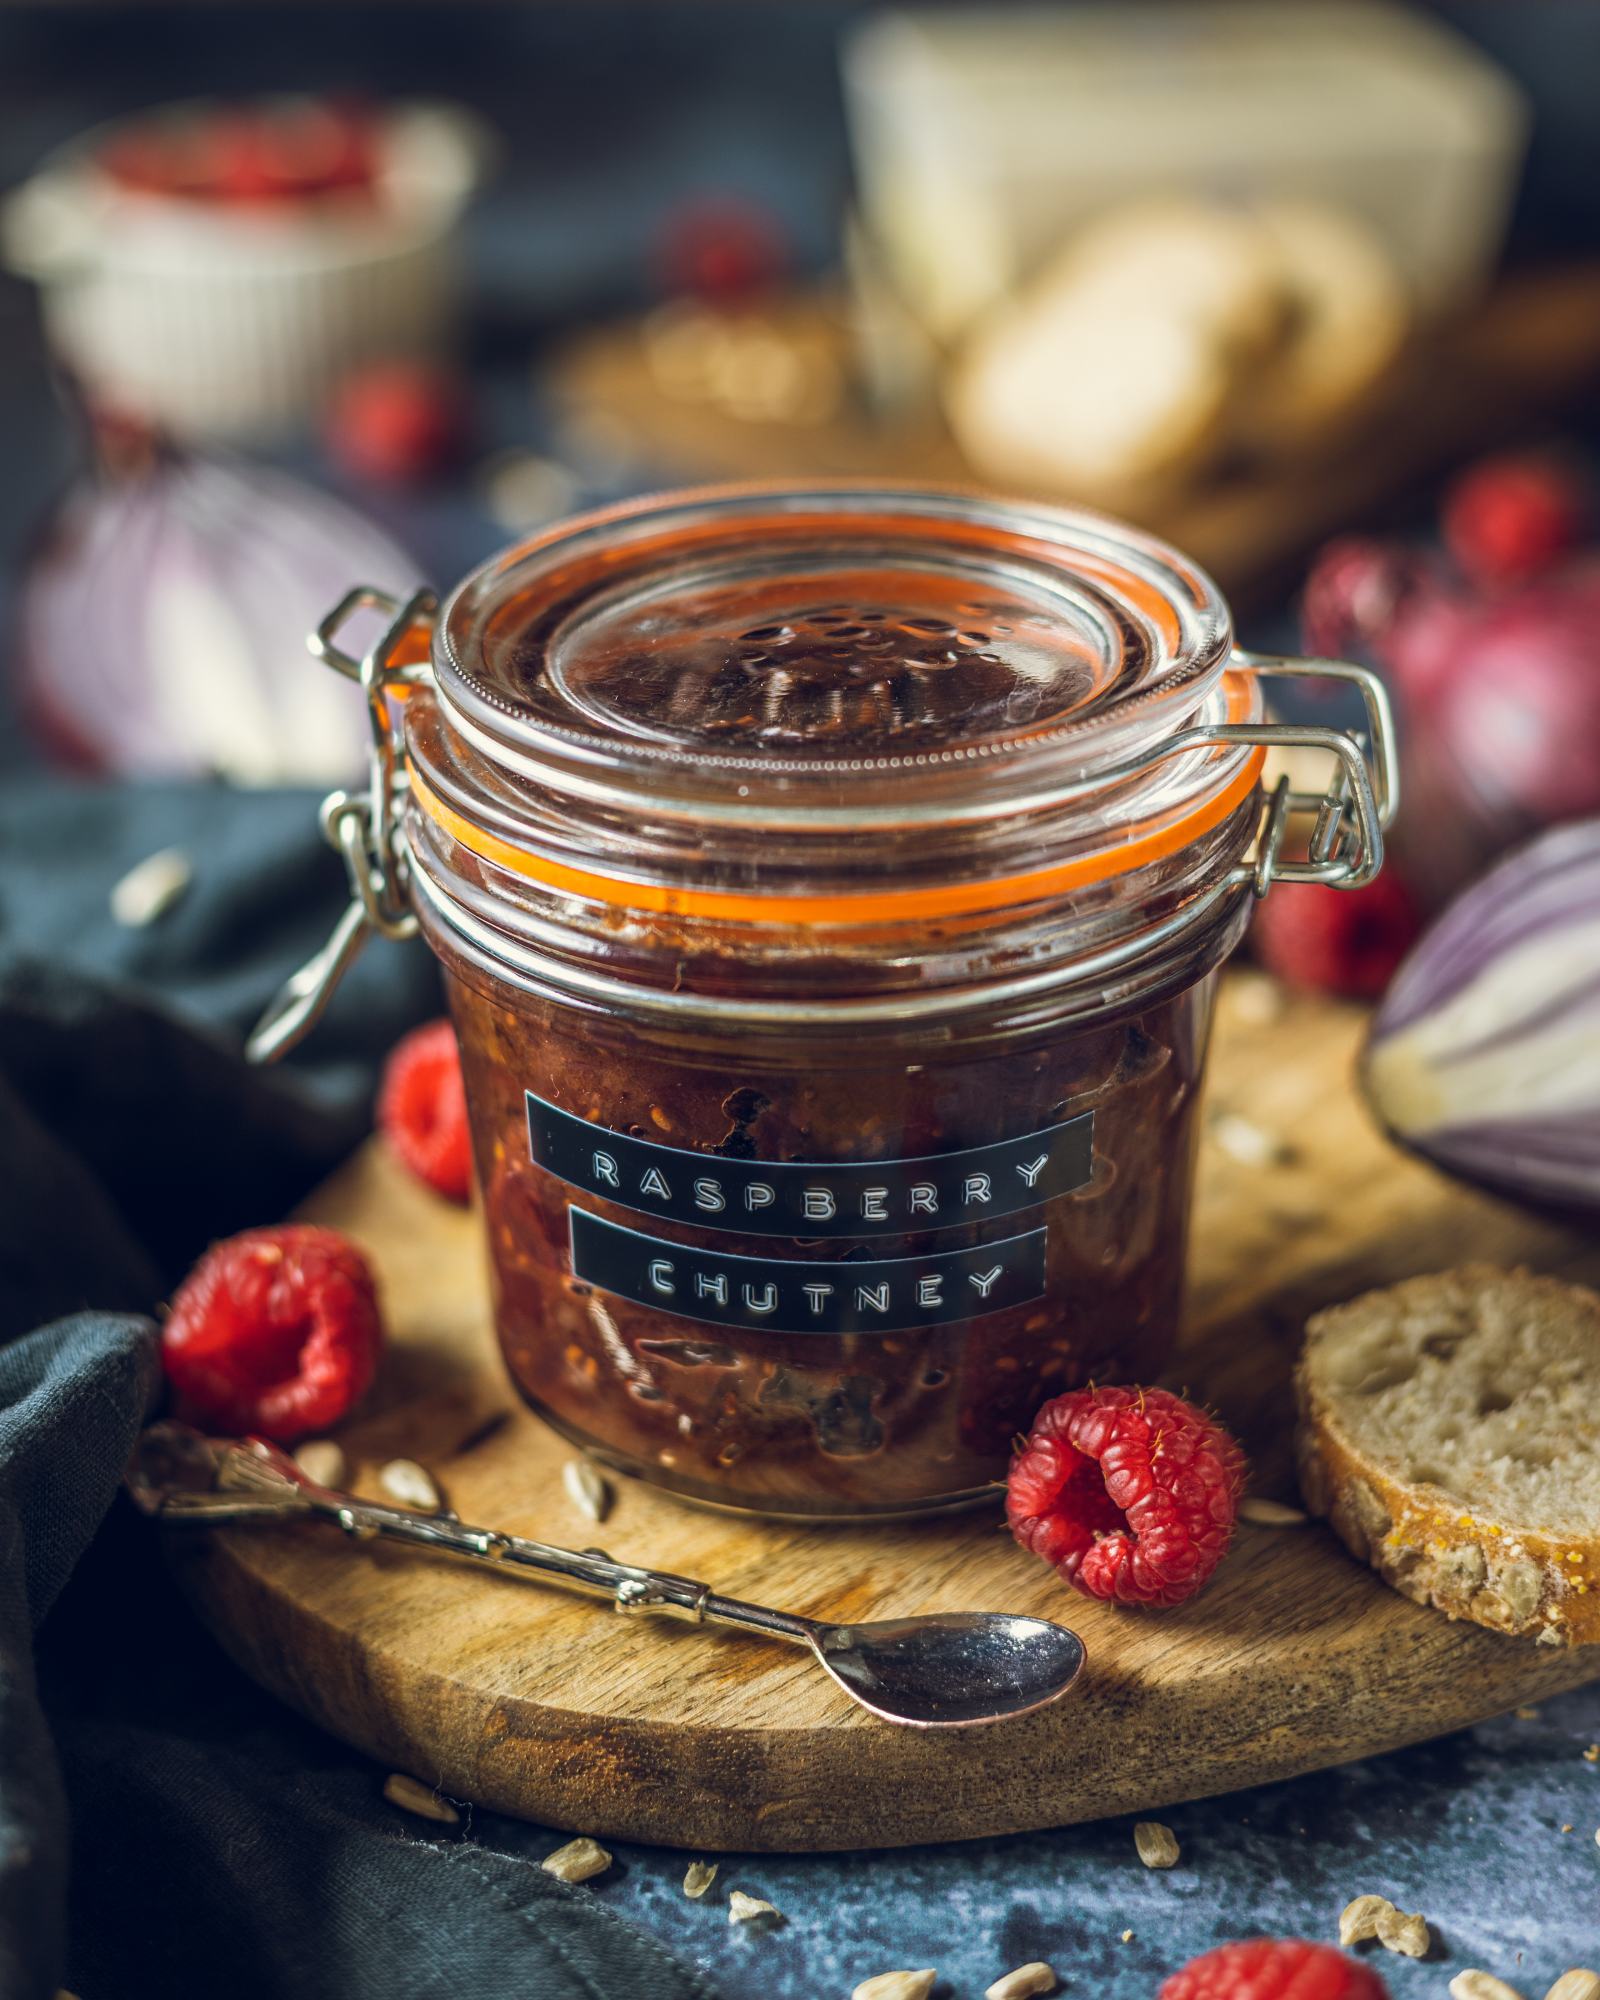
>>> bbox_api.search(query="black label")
[526,1092,1092,1240]
[569,1208,1047,1335]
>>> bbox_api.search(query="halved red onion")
[18,451,416,784]
[1363,819,1600,1213]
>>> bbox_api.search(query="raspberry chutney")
[293,485,1393,1519]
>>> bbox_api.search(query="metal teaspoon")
[127,1423,1085,1729]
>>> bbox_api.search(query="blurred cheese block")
[1244,203,1411,448]
[845,3,1528,345]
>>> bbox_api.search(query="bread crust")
[1294,1266,1600,1647]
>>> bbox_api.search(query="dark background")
[2,1,1600,763]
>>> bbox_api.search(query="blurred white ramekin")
[4,99,491,440]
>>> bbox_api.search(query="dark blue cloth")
[0,776,718,2000]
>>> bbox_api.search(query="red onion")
[1302,537,1600,906]
[1363,819,1600,1215]
[17,448,416,783]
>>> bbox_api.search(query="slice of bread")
[1294,1266,1600,1646]
[943,199,1281,500]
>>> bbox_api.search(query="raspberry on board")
[162,1225,384,1442]
[1159,1939,1390,2000]
[1006,1385,1246,1607]
[377,1018,474,1203]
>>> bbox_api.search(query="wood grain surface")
[170,980,1600,1852]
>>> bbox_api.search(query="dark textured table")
[451,1681,1600,1997]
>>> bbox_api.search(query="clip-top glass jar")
[255,485,1395,1520]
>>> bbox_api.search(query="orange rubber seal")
[408,735,1264,929]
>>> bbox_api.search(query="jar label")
[569,1208,1048,1335]
[525,1091,1093,1239]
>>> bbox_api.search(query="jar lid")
[431,485,1237,830]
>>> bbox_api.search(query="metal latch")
[247,585,437,1063]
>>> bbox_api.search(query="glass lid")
[431,485,1234,824]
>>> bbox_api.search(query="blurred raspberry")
[1160,1940,1390,2000]
[325,361,471,486]
[102,101,380,204]
[1252,873,1421,1000]
[1007,1385,1246,1608]
[657,196,788,302]
[378,1018,473,1202]
[1299,536,1420,662]
[1442,451,1590,587]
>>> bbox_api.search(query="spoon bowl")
[810,1613,1085,1727]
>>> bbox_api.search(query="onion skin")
[1362,820,1600,1215]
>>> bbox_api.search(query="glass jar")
[255,485,1395,1520]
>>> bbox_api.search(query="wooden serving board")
[172,981,1600,1852]
[549,264,1600,604]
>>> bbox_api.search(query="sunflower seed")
[1134,1821,1180,1869]
[293,1440,346,1489]
[1229,971,1286,1025]
[1239,1496,1310,1527]
[563,1457,612,1524]
[728,1889,781,1925]
[541,1836,612,1884]
[1375,1905,1430,1958]
[1211,1113,1292,1168]
[683,1861,718,1899]
[1450,1976,1527,2000]
[110,847,192,927]
[1545,1976,1600,2000]
[852,1974,936,2000]
[1338,1894,1395,1945]
[986,1963,1058,2000]
[382,1773,459,1825]
[379,1459,441,1510]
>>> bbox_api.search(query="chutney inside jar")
[385,485,1288,1518]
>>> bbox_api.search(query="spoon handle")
[128,1425,816,1648]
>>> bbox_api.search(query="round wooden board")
[173,983,1600,1852]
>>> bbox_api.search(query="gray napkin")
[0,775,719,2000]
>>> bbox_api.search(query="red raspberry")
[1006,1385,1245,1607]
[1443,451,1590,587]
[656,196,788,302]
[163,1225,383,1441]
[324,362,472,486]
[377,1018,473,1203]
[1251,873,1421,1000]
[1160,1939,1390,2000]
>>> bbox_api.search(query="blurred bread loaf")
[945,200,1275,499]
[944,195,1409,500]
[1294,1266,1600,1646]
[1242,201,1409,448]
